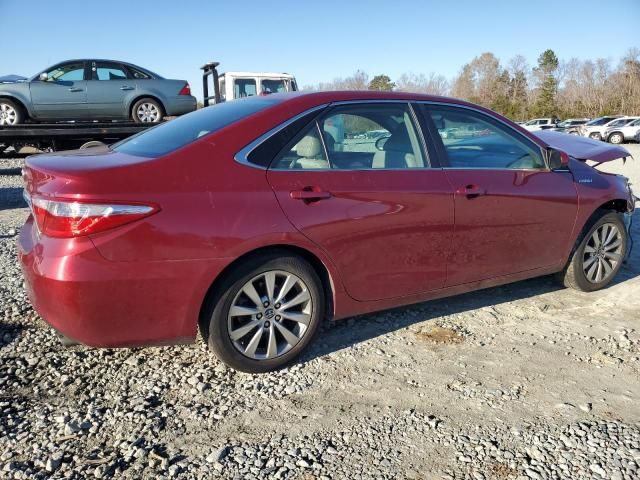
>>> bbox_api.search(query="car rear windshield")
[112,97,281,157]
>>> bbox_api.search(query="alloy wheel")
[582,223,623,283]
[227,270,313,360]
[136,103,160,123]
[609,133,623,144]
[0,103,18,125]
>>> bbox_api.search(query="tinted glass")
[272,104,426,170]
[247,108,325,167]
[234,79,257,98]
[272,123,329,169]
[94,62,128,81]
[112,97,280,158]
[129,67,150,79]
[262,79,287,94]
[46,63,84,81]
[586,117,612,126]
[426,105,545,169]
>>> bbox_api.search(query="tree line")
[305,48,640,121]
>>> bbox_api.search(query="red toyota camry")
[18,91,635,372]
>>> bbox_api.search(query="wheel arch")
[128,94,166,119]
[0,95,31,119]
[606,130,624,142]
[566,199,630,263]
[197,244,336,340]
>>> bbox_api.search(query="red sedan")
[18,91,635,372]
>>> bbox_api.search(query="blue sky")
[1,0,638,99]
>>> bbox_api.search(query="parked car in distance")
[522,117,558,131]
[577,116,623,140]
[603,117,640,144]
[550,118,590,134]
[19,91,635,372]
[0,59,196,125]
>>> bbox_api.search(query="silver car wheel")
[0,103,18,125]
[609,133,623,144]
[136,103,160,123]
[228,270,313,360]
[582,223,623,284]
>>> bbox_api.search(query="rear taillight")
[29,196,158,238]
[178,83,191,96]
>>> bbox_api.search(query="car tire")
[589,132,602,141]
[0,99,24,125]
[131,98,164,123]
[558,211,627,292]
[204,252,325,373]
[608,132,624,144]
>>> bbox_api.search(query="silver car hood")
[0,74,27,84]
[534,130,632,163]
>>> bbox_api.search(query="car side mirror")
[38,72,48,81]
[548,148,570,170]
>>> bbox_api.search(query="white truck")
[201,62,298,106]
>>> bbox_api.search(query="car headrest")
[296,135,322,158]
[383,128,412,153]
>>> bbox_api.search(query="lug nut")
[275,303,281,309]
[263,301,270,307]
[256,313,262,319]
[275,315,281,321]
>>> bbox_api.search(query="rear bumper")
[17,215,227,347]
[164,95,197,116]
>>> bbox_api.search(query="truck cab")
[218,72,297,101]
[201,62,298,107]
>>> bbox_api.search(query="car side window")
[272,123,330,170]
[45,62,85,82]
[92,62,129,81]
[234,79,257,98]
[425,105,546,170]
[128,67,150,79]
[271,104,426,170]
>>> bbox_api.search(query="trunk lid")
[23,147,158,200]
[533,130,632,163]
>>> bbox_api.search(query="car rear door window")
[93,62,129,81]
[423,105,545,169]
[112,97,281,157]
[272,103,426,170]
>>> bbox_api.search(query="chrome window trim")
[234,104,328,170]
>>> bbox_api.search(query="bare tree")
[396,73,449,95]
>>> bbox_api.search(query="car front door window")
[427,106,545,170]
[45,63,85,82]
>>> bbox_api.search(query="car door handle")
[455,184,486,198]
[67,87,84,92]
[290,188,332,202]
[120,86,134,91]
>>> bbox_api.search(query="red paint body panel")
[443,169,578,285]
[17,91,635,348]
[267,169,454,301]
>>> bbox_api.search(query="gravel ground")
[1,145,639,479]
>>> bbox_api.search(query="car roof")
[262,90,480,106]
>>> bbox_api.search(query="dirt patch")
[490,462,518,479]
[415,325,464,344]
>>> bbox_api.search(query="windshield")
[585,117,612,126]
[112,96,281,157]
